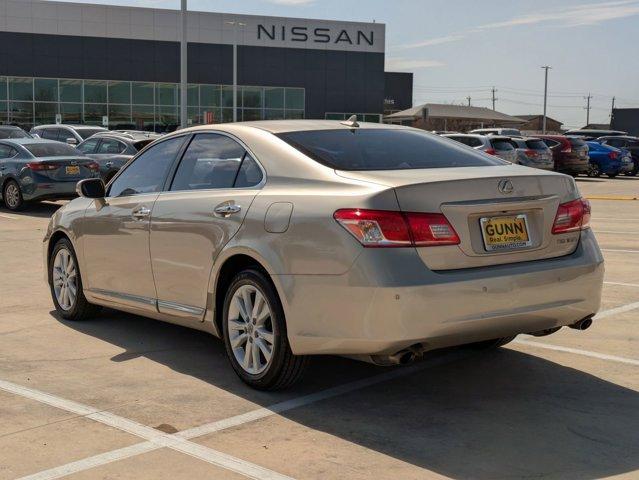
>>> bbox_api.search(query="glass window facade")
[0,77,305,131]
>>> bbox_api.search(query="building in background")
[383,72,413,116]
[0,0,403,131]
[516,114,563,134]
[611,109,639,135]
[384,103,525,132]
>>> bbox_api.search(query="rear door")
[150,133,264,319]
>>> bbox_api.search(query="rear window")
[568,137,587,147]
[525,139,548,150]
[0,128,30,139]
[133,139,154,151]
[500,129,521,136]
[490,139,515,151]
[77,128,106,140]
[277,129,505,170]
[24,142,80,157]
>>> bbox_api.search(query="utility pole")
[541,66,551,134]
[491,86,497,110]
[225,20,246,122]
[179,0,187,129]
[584,93,592,126]
[611,96,616,120]
[466,96,471,107]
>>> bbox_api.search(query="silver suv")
[443,134,518,163]
[30,124,107,146]
[509,137,554,170]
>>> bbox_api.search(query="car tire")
[49,238,101,321]
[467,335,517,350]
[3,179,25,211]
[587,163,600,178]
[607,173,617,178]
[222,269,308,390]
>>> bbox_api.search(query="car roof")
[0,138,64,146]
[599,135,638,140]
[90,131,160,141]
[169,120,409,136]
[32,124,107,130]
[0,125,23,130]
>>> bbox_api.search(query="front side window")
[98,139,126,154]
[77,138,100,154]
[40,128,59,141]
[170,134,246,191]
[108,136,186,197]
[278,129,505,171]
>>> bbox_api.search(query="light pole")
[180,0,187,129]
[541,65,551,134]
[225,20,246,122]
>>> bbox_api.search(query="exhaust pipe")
[569,315,594,331]
[528,327,561,337]
[371,344,424,366]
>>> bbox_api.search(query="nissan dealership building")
[0,0,413,131]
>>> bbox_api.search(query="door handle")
[131,205,151,220]
[213,203,241,217]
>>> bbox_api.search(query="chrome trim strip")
[157,300,205,316]
[88,288,157,307]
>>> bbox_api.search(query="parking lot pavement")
[1,177,638,480]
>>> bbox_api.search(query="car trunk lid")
[27,156,97,181]
[336,165,582,270]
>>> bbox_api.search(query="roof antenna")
[340,115,359,128]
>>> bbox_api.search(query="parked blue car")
[0,139,100,211]
[586,141,623,178]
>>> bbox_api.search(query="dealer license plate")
[480,214,532,251]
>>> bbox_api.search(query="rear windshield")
[133,139,155,151]
[490,139,515,151]
[77,129,105,140]
[568,137,587,147]
[0,128,30,139]
[525,139,548,150]
[24,142,80,157]
[276,129,506,170]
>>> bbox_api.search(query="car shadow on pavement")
[575,178,606,183]
[0,201,64,218]
[53,309,639,480]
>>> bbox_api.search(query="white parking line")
[593,300,639,319]
[514,340,639,366]
[0,379,294,480]
[601,248,639,253]
[0,213,18,220]
[595,230,639,234]
[10,352,469,480]
[604,281,639,288]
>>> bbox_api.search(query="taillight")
[484,148,497,155]
[333,209,460,248]
[608,151,618,160]
[26,162,59,171]
[561,143,572,154]
[86,161,100,171]
[524,149,539,158]
[551,198,591,234]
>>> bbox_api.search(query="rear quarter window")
[24,143,79,157]
[277,129,506,170]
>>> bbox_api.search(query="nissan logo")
[498,179,514,194]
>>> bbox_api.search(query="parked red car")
[534,135,590,176]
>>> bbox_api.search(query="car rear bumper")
[280,229,603,356]
[21,179,81,202]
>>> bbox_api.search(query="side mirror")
[76,178,105,199]
[66,137,78,145]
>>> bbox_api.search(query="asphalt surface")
[0,176,638,480]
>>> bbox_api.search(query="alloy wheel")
[4,182,20,209]
[227,284,275,375]
[52,248,78,311]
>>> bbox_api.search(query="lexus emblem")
[498,179,514,194]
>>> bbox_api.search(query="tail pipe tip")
[569,315,594,331]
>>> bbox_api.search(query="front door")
[82,135,188,312]
[150,133,264,319]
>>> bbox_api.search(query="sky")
[51,0,639,128]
